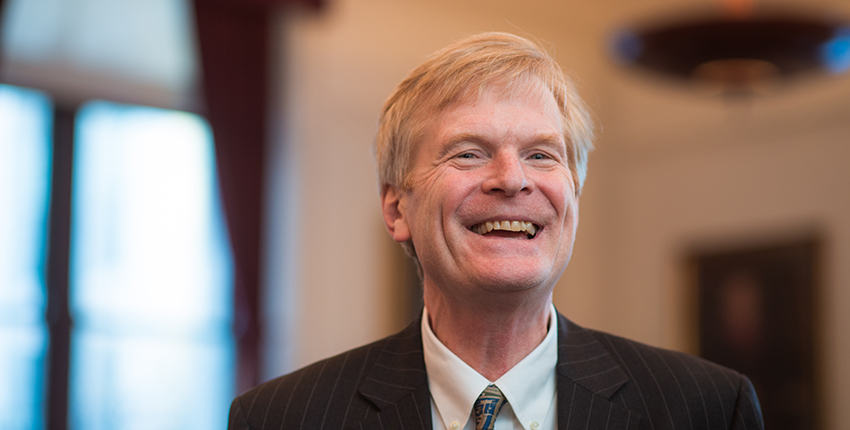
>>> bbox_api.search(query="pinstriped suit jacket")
[228,312,764,430]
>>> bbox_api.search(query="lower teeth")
[472,228,537,239]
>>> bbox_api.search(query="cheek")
[537,172,576,217]
[406,189,448,239]
[429,172,478,214]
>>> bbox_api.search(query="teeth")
[472,220,538,238]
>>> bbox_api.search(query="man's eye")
[530,153,549,160]
[457,153,476,159]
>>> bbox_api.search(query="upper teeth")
[473,220,537,236]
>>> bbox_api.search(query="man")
[228,32,764,430]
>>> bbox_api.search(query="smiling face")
[381,78,580,302]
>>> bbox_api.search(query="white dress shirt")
[421,304,558,430]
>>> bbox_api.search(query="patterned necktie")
[473,384,508,430]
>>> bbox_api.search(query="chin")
[473,268,553,294]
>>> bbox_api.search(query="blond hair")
[376,32,594,193]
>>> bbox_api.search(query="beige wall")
[263,1,850,428]
[594,75,850,429]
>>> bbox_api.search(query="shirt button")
[450,421,459,430]
[530,421,540,429]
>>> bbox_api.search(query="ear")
[381,184,411,243]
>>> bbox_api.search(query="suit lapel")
[556,313,641,430]
[356,318,432,430]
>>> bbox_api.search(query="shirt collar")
[421,304,558,430]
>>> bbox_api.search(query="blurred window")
[0,85,234,429]
[0,84,52,429]
[69,101,234,429]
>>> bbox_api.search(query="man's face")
[382,80,579,299]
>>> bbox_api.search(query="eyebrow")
[436,132,487,160]
[436,131,567,159]
[530,132,568,156]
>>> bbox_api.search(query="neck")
[424,284,552,381]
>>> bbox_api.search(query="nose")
[482,152,529,196]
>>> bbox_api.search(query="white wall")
[264,1,850,428]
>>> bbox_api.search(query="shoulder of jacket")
[243,335,392,399]
[234,318,422,405]
[584,327,746,382]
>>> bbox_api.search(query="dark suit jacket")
[228,312,763,430]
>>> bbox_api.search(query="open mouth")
[469,220,539,239]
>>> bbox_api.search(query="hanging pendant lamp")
[611,0,850,94]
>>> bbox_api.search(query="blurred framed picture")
[689,237,819,430]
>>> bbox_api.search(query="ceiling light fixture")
[611,0,850,95]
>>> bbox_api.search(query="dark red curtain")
[194,0,270,393]
[193,0,323,393]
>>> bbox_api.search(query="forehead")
[427,79,564,145]
[447,75,560,114]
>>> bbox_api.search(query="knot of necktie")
[473,384,507,430]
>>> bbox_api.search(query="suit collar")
[357,318,432,430]
[356,312,638,430]
[555,313,629,399]
[555,312,640,430]
[359,311,630,402]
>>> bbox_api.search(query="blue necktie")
[473,384,507,430]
